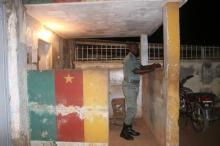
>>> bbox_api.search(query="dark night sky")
[150,0,220,45]
[182,0,220,45]
[100,0,220,45]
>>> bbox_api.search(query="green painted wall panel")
[30,111,56,141]
[28,70,55,105]
[23,0,53,4]
[28,70,56,141]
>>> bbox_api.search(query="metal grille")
[75,40,128,62]
[181,45,220,60]
[148,43,164,60]
[74,40,220,61]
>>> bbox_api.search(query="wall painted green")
[28,71,55,105]
[28,71,56,141]
[30,111,56,141]
[23,0,53,4]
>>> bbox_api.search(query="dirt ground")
[109,118,159,146]
[180,107,220,146]
[109,108,220,146]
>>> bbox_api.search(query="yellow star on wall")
[64,74,74,83]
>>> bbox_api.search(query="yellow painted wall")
[83,69,109,143]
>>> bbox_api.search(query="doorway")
[37,39,51,70]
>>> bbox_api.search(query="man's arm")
[133,63,161,74]
[140,63,161,69]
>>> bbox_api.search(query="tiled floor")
[109,119,159,146]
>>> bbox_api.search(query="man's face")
[129,44,139,57]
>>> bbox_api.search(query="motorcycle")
[179,75,218,133]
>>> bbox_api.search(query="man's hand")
[133,66,155,74]
[153,63,161,68]
[133,63,161,74]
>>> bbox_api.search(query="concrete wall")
[26,14,64,70]
[142,69,165,146]
[0,2,12,146]
[5,0,29,145]
[74,60,220,120]
[5,0,65,145]
[141,60,220,146]
[28,69,109,146]
[74,62,143,118]
[180,61,220,99]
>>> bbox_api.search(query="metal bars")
[74,40,220,62]
[75,42,128,62]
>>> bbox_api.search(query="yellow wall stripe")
[83,69,109,143]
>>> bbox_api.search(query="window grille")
[74,41,128,62]
[73,40,220,61]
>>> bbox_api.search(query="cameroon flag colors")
[28,69,109,145]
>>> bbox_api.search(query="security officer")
[120,43,161,140]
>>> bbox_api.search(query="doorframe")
[0,1,12,146]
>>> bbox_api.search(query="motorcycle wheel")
[191,104,209,133]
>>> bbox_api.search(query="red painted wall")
[55,70,84,141]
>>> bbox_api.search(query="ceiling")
[25,0,186,39]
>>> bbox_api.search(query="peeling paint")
[57,104,108,121]
[42,118,48,124]
[29,102,56,115]
[41,131,48,138]
[29,102,108,121]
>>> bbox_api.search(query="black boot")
[120,123,134,140]
[127,125,140,136]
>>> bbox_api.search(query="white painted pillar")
[0,2,12,146]
[137,34,149,118]
[140,34,149,65]
[7,1,30,145]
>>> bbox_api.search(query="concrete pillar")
[140,34,148,65]
[6,0,29,145]
[163,2,180,146]
[137,34,149,117]
[0,2,12,146]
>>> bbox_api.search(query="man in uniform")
[120,43,161,140]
